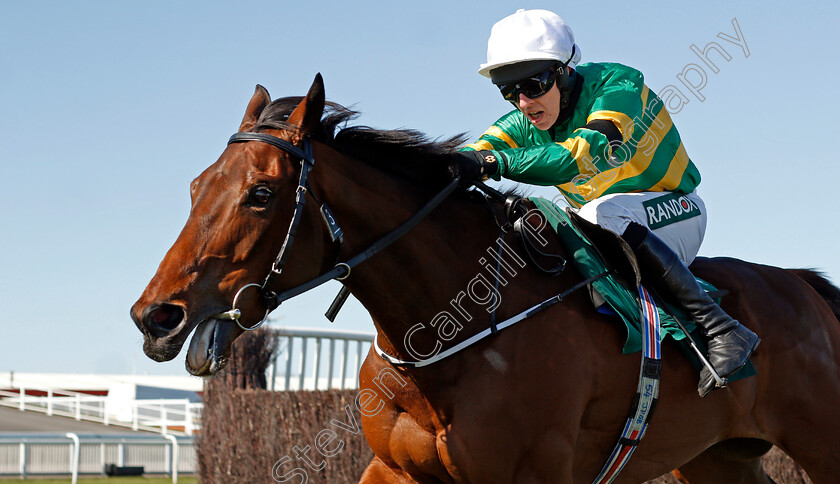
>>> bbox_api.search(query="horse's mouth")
[186,318,237,376]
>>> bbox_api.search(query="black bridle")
[213,130,460,330]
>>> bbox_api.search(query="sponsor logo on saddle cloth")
[642,192,701,230]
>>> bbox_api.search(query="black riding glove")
[455,150,501,187]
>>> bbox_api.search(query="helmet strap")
[557,44,579,111]
[554,69,583,127]
[558,69,579,110]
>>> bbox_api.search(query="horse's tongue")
[186,319,216,374]
[209,321,237,374]
[186,319,236,375]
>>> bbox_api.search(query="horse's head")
[130,75,330,375]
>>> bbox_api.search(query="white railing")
[268,326,374,391]
[129,399,203,435]
[0,388,201,436]
[0,328,374,437]
[0,433,195,480]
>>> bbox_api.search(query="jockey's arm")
[460,64,650,190]
[461,119,621,186]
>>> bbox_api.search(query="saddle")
[523,197,756,380]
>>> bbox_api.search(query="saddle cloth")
[530,197,756,380]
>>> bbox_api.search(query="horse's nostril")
[144,303,186,335]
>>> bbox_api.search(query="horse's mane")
[253,96,469,189]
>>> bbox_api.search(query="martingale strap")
[374,271,609,368]
[592,285,662,484]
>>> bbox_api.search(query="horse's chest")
[382,381,555,482]
[360,389,458,482]
[359,345,588,482]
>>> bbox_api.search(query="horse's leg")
[359,456,411,483]
[767,353,840,483]
[775,430,839,483]
[359,456,433,484]
[674,439,775,484]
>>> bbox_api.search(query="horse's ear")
[238,84,271,133]
[287,73,325,135]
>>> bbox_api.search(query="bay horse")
[131,75,840,483]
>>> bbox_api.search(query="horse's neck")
[310,143,517,359]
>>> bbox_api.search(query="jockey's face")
[516,82,562,131]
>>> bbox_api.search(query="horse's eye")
[249,186,273,205]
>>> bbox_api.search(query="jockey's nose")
[518,92,535,107]
[133,302,186,337]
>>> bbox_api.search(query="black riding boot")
[622,222,760,397]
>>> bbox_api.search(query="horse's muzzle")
[130,302,188,362]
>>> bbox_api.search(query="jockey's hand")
[455,150,500,187]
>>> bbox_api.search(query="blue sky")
[2,0,838,376]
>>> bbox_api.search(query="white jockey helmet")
[479,9,582,85]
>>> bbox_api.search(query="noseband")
[212,130,459,330]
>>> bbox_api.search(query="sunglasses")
[498,66,562,102]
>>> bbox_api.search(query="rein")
[212,131,460,331]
